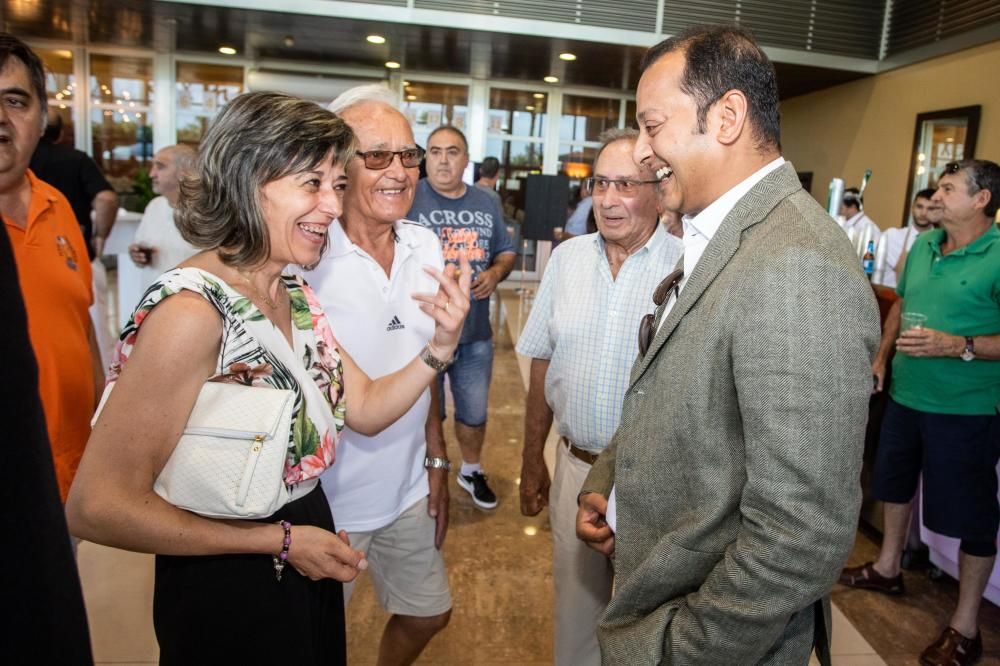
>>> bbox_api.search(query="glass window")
[90,54,153,106]
[557,143,598,181]
[560,95,619,143]
[625,100,638,129]
[36,47,76,144]
[90,55,153,197]
[488,89,546,139]
[483,137,544,273]
[176,62,244,147]
[401,82,468,148]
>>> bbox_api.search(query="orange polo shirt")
[5,170,95,500]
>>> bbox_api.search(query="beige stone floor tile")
[77,541,159,663]
[830,603,881,656]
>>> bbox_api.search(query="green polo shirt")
[890,225,1000,415]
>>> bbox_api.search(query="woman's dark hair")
[177,92,356,267]
[641,25,781,152]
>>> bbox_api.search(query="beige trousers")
[550,439,614,666]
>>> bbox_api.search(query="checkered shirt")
[516,225,683,452]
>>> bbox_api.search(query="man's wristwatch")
[424,456,451,471]
[961,336,976,362]
[420,345,453,372]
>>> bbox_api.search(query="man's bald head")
[151,144,197,205]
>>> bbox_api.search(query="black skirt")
[153,483,346,665]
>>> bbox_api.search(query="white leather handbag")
[92,381,295,519]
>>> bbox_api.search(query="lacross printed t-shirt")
[408,179,515,344]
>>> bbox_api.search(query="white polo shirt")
[306,218,444,533]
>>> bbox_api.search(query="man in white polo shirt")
[306,85,452,665]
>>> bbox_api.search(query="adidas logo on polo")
[386,316,405,332]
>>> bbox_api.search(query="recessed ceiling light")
[385,61,401,69]
[283,35,295,48]
[406,94,417,101]
[543,75,559,83]
[367,35,386,44]
[559,52,576,61]
[218,46,237,55]
[532,93,545,99]
[525,105,535,111]
[402,80,410,86]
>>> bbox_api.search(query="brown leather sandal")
[838,561,905,595]
[920,627,982,666]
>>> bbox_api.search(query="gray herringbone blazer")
[582,162,880,665]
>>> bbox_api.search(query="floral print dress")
[110,267,347,486]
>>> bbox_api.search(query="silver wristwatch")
[424,456,451,471]
[420,345,453,372]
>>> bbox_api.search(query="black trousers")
[153,484,346,665]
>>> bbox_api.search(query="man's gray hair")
[328,83,398,114]
[594,127,640,165]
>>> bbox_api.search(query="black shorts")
[872,398,1000,542]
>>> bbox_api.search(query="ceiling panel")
[3,0,871,99]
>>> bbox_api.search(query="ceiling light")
[367,35,386,44]
[385,61,401,69]
[218,46,237,55]
[532,93,545,99]
[543,75,559,83]
[402,80,410,86]
[559,52,576,61]
[406,94,417,101]
[55,49,72,59]
[283,35,295,48]
[525,105,535,111]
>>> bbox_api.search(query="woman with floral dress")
[66,92,470,665]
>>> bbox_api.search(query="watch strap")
[424,456,451,470]
[420,345,452,372]
[963,336,976,361]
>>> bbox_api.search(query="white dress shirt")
[873,225,925,288]
[608,156,786,532]
[840,211,881,259]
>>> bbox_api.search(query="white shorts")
[345,497,452,617]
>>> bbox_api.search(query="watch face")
[962,349,975,361]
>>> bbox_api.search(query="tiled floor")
[76,286,997,664]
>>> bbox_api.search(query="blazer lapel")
[630,162,803,386]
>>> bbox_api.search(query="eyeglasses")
[356,147,425,170]
[637,268,684,357]
[584,177,660,198]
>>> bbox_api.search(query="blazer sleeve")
[660,247,880,663]
[581,434,616,499]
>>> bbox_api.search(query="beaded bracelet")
[273,520,291,581]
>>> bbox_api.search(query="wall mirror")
[902,106,980,227]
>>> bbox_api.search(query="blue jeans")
[437,339,493,428]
